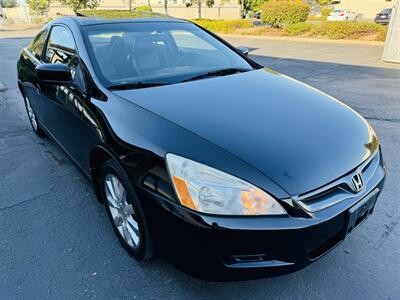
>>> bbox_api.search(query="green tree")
[0,0,18,8]
[59,0,100,13]
[27,0,50,17]
[315,0,330,7]
[245,0,269,13]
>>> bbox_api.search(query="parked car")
[375,8,392,25]
[17,14,386,280]
[327,9,358,21]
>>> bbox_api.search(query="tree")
[198,0,201,19]
[27,0,50,17]
[59,0,99,13]
[0,0,18,8]
[245,0,269,13]
[186,0,202,19]
[315,0,330,7]
[206,0,214,8]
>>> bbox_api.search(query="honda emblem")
[351,172,364,192]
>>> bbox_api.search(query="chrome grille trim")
[293,150,382,213]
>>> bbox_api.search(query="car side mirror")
[237,47,249,57]
[36,63,72,85]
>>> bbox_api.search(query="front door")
[38,25,97,173]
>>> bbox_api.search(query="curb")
[219,34,386,46]
[0,29,38,39]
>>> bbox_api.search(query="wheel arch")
[18,81,25,97]
[89,145,118,203]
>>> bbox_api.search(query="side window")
[28,28,49,61]
[45,26,86,92]
[45,26,76,65]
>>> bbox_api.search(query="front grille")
[294,150,384,213]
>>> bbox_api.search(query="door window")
[28,28,49,61]
[44,26,85,92]
[45,26,77,65]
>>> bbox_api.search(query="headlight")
[166,154,287,216]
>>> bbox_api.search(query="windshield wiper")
[108,82,169,90]
[181,68,249,83]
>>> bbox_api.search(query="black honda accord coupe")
[17,13,386,280]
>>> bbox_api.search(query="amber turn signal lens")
[173,176,197,210]
[241,189,268,215]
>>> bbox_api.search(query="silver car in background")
[327,9,358,21]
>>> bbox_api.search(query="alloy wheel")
[25,95,38,131]
[104,174,141,249]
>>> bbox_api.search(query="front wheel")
[100,159,153,260]
[24,94,46,137]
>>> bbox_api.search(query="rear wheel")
[24,95,46,137]
[100,159,153,260]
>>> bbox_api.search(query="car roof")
[58,12,187,26]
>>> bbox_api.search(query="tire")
[100,159,153,260]
[23,94,46,137]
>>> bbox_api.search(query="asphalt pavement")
[0,36,399,299]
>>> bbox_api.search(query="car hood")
[113,68,378,196]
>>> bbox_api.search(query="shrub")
[247,21,387,41]
[261,0,310,28]
[134,5,151,12]
[376,26,388,41]
[310,21,386,40]
[283,22,311,35]
[192,19,254,33]
[79,9,164,19]
[321,7,332,17]
[237,26,283,36]
[307,15,325,21]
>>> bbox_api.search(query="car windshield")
[83,21,254,88]
[380,8,391,14]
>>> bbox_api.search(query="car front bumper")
[136,149,386,280]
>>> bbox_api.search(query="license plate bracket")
[346,189,379,234]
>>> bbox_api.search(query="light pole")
[198,0,202,19]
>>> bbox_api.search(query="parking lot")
[0,36,399,299]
